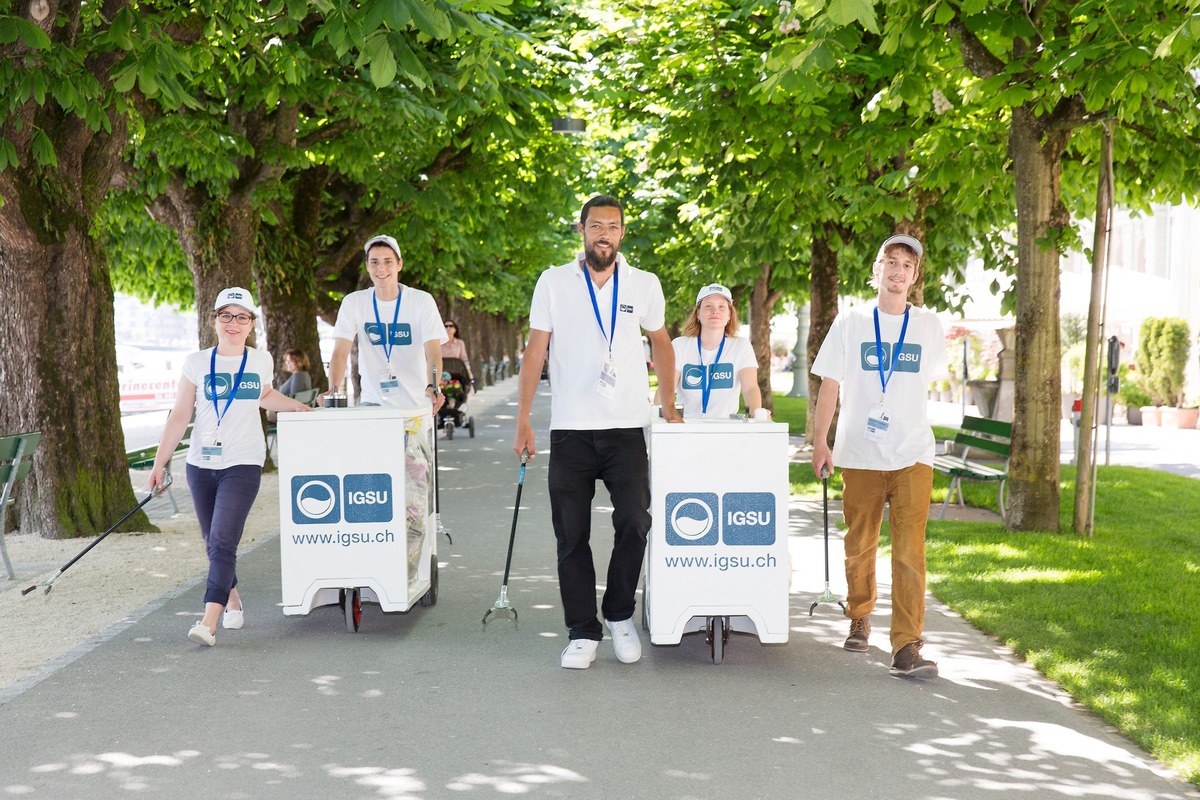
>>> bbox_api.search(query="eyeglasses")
[216,312,254,324]
[444,324,456,329]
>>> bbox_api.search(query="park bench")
[932,415,1012,521]
[1,431,42,580]
[126,424,192,514]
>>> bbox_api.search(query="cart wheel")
[419,555,439,607]
[708,616,726,664]
[343,588,362,633]
[445,421,455,440]
[468,417,476,438]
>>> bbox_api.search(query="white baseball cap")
[364,234,402,260]
[695,283,733,305]
[213,286,257,314]
[878,234,924,261]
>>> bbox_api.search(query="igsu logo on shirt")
[860,343,923,373]
[681,363,736,391]
[364,323,413,347]
[291,474,393,525]
[203,374,263,400]
[665,492,775,546]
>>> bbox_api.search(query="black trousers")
[548,428,651,640]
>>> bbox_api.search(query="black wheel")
[708,616,726,664]
[445,421,454,440]
[468,417,476,438]
[343,587,362,633]
[419,555,439,607]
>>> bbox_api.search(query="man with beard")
[514,195,682,669]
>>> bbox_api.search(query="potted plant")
[1114,365,1151,426]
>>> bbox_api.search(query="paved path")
[2,378,1197,799]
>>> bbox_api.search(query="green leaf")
[0,137,17,170]
[825,0,878,34]
[407,0,453,40]
[369,39,398,87]
[31,129,57,167]
[112,63,139,94]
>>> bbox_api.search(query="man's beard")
[585,242,617,272]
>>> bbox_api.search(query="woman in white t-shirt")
[670,283,764,419]
[149,287,314,648]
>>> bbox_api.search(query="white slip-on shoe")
[222,607,244,630]
[187,623,216,647]
[605,618,642,664]
[561,639,599,669]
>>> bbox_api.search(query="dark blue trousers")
[186,463,262,606]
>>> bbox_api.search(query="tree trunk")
[0,123,149,537]
[1006,106,1066,531]
[749,263,782,414]
[805,231,840,446]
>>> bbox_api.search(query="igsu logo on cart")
[291,474,393,525]
[664,491,776,546]
[721,492,776,545]
[665,493,718,546]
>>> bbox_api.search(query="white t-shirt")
[672,335,758,419]
[182,346,274,469]
[529,253,666,430]
[333,285,447,407]
[810,303,948,470]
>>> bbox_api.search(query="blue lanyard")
[697,336,727,414]
[372,289,403,363]
[873,305,910,395]
[209,347,248,428]
[583,261,619,355]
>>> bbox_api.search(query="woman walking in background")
[149,287,314,647]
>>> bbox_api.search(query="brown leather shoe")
[889,640,938,679]
[843,617,870,652]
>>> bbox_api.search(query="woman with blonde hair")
[670,283,762,419]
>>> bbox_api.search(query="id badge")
[380,376,400,398]
[596,358,617,399]
[200,432,224,467]
[864,409,891,442]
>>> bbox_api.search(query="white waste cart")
[276,406,437,632]
[644,417,790,663]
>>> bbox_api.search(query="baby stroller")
[437,357,476,440]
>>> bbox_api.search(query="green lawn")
[782,388,1200,788]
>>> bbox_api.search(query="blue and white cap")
[695,283,733,305]
[213,286,257,314]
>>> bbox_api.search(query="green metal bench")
[126,425,192,514]
[932,416,1012,520]
[1,431,42,580]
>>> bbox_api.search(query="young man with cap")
[809,234,948,679]
[326,234,446,412]
[670,283,763,419]
[513,195,682,669]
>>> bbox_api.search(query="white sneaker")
[560,639,599,669]
[187,623,216,647]
[223,606,244,630]
[605,618,642,664]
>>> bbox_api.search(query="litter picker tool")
[809,470,846,615]
[22,472,172,596]
[482,450,529,626]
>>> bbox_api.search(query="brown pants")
[841,463,933,656]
